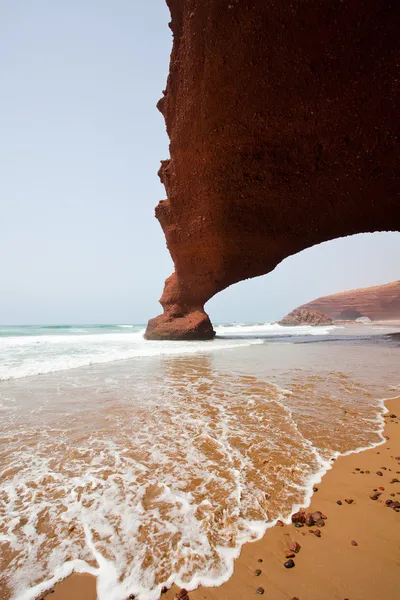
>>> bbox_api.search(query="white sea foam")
[0,322,335,381]
[215,322,334,336]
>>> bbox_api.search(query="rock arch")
[145,0,400,340]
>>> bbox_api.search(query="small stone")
[313,486,318,492]
[128,596,135,600]
[360,471,364,474]
[256,587,265,595]
[289,541,301,553]
[337,500,343,505]
[345,498,354,504]
[365,470,370,474]
[284,559,295,569]
[378,486,385,491]
[391,493,396,497]
[313,529,321,537]
[254,569,262,576]
[391,501,400,509]
[291,598,300,600]
[175,589,188,600]
[291,511,306,524]
[305,513,314,527]
[391,478,399,483]
[258,558,263,562]
[351,540,358,546]
[276,519,284,527]
[315,518,325,527]
[389,414,397,418]
[161,587,168,594]
[381,466,387,470]
[386,499,393,506]
[376,471,383,476]
[285,552,295,559]
[355,468,360,471]
[369,492,382,500]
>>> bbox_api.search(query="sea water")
[0,323,399,600]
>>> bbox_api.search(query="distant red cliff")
[297,281,400,321]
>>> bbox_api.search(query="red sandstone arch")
[145,0,400,340]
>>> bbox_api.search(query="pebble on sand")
[256,587,265,595]
[291,511,306,525]
[289,541,301,553]
[337,500,343,505]
[313,529,322,537]
[284,559,295,569]
[351,540,358,546]
[370,492,382,500]
[345,498,354,504]
[254,569,262,576]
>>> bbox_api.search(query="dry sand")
[38,397,400,600]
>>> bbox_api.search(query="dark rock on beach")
[291,511,306,525]
[370,492,382,500]
[289,541,301,553]
[284,559,295,569]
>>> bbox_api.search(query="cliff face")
[298,281,400,321]
[146,0,400,340]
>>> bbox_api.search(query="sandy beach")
[37,396,400,600]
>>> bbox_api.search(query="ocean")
[1,323,399,600]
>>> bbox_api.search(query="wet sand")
[39,397,400,600]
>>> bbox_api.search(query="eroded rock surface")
[146,0,400,340]
[279,308,333,327]
[298,281,400,321]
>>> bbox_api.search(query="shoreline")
[31,395,400,600]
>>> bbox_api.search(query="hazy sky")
[1,1,399,325]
